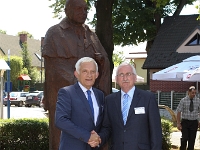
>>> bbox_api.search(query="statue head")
[65,0,88,25]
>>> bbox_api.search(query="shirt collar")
[121,86,135,99]
[78,82,92,93]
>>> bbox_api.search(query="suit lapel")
[114,91,124,125]
[74,83,94,122]
[127,88,140,123]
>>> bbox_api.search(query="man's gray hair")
[75,57,98,73]
[116,62,137,75]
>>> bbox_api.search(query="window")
[186,33,200,46]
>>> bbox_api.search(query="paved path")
[171,131,200,149]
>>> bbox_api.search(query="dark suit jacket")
[99,88,162,150]
[55,82,104,150]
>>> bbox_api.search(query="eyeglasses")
[117,72,134,78]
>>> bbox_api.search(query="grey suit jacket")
[55,82,104,150]
[99,88,162,150]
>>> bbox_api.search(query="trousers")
[180,119,198,150]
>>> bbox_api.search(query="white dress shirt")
[78,82,99,125]
[121,86,135,115]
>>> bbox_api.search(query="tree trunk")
[173,0,187,16]
[96,0,114,96]
[96,0,114,149]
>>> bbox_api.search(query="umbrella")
[152,55,200,81]
[183,67,200,82]
[183,67,200,92]
[152,55,200,92]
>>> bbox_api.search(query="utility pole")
[7,49,11,118]
[41,37,45,83]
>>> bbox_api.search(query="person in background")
[176,86,200,150]
[95,62,162,150]
[55,57,103,150]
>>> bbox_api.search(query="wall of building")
[150,80,199,92]
[134,58,147,83]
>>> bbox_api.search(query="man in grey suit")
[55,57,103,150]
[97,62,162,150]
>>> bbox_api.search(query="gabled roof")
[18,74,31,80]
[0,33,41,67]
[143,14,200,69]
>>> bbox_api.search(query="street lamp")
[0,59,10,119]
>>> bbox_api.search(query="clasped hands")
[88,130,101,148]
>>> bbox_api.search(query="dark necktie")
[189,99,194,112]
[86,90,94,116]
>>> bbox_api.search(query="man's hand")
[177,122,182,130]
[88,130,101,147]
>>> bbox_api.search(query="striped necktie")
[86,90,94,116]
[122,94,129,125]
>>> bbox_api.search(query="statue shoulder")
[45,24,61,38]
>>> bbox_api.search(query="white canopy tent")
[152,55,200,92]
[152,55,200,81]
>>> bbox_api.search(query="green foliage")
[48,0,196,47]
[30,67,42,85]
[49,0,92,19]
[0,29,6,34]
[21,42,32,74]
[112,51,125,67]
[18,31,34,39]
[0,118,49,150]
[21,67,28,75]
[0,118,172,150]
[161,118,173,150]
[3,56,23,91]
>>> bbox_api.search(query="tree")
[18,31,34,39]
[3,56,23,91]
[21,42,32,75]
[112,51,125,67]
[48,0,196,65]
[0,29,6,34]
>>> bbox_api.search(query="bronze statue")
[42,0,111,149]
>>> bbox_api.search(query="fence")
[155,91,187,110]
[154,91,187,126]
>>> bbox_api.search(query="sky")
[0,0,199,40]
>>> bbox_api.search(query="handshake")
[87,130,101,148]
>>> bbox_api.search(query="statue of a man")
[42,0,111,149]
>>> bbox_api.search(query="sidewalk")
[171,131,200,150]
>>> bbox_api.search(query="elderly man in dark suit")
[55,57,103,150]
[96,62,162,150]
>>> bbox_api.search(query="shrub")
[161,118,173,150]
[0,118,49,150]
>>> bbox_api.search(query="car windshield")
[27,92,43,96]
[10,93,18,97]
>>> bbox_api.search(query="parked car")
[3,92,29,107]
[40,96,47,111]
[25,91,43,107]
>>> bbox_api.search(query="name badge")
[134,107,145,114]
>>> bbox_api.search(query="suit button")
[124,130,126,132]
